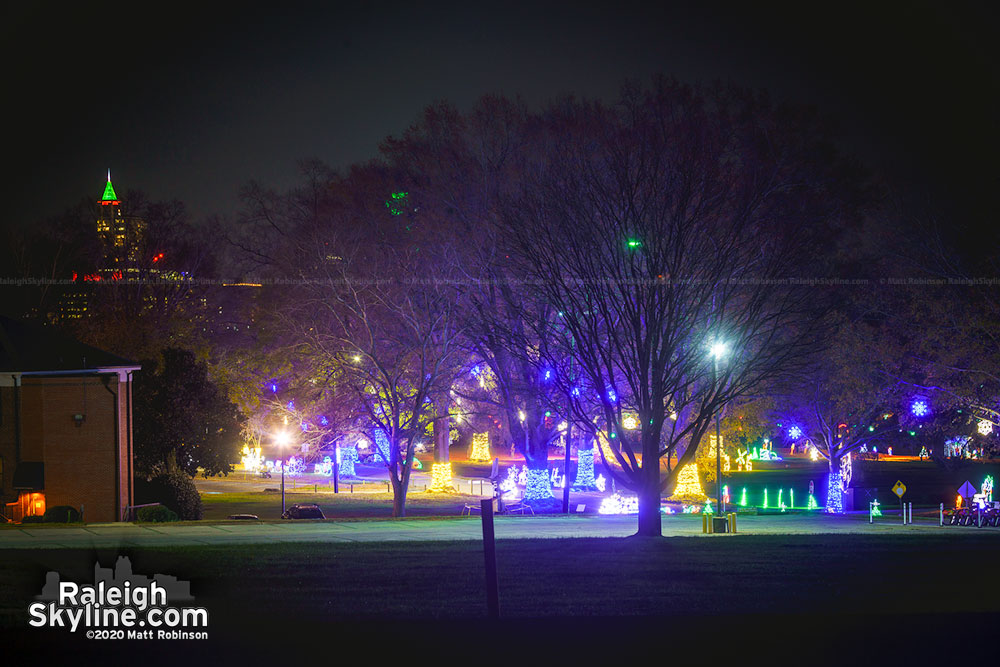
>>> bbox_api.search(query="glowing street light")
[709,340,728,515]
[274,430,292,515]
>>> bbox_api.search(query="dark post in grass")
[562,420,571,514]
[480,498,500,618]
[333,448,339,494]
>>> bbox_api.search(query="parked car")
[281,504,326,519]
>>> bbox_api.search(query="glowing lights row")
[731,486,821,511]
[598,493,638,514]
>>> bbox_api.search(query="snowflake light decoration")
[911,399,929,417]
[595,474,607,492]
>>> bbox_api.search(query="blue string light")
[572,445,598,490]
[826,471,844,513]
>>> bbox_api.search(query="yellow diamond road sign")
[892,480,907,497]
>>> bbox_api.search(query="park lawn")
[5,532,999,660]
[4,532,1000,623]
[200,490,487,520]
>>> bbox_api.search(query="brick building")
[0,316,139,522]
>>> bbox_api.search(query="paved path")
[0,513,987,549]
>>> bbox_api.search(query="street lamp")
[710,341,728,514]
[274,430,291,515]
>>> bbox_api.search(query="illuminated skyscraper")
[96,170,146,273]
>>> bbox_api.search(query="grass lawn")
[4,531,1000,660]
[200,490,488,520]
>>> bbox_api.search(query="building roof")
[101,172,118,203]
[0,316,139,373]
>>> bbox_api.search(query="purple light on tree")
[911,399,929,417]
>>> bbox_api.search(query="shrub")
[42,506,82,523]
[136,505,179,523]
[134,469,203,520]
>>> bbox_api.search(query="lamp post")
[710,342,728,514]
[563,332,575,514]
[274,430,291,515]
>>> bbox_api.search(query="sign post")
[958,480,977,505]
[892,480,907,524]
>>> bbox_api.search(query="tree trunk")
[636,444,662,536]
[636,478,662,536]
[391,476,407,518]
[434,414,449,463]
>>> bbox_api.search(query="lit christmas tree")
[428,463,456,492]
[373,428,391,464]
[523,468,555,502]
[469,432,491,461]
[338,446,359,479]
[870,499,882,517]
[667,462,707,503]
[572,443,598,490]
[826,471,844,513]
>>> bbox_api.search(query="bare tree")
[497,80,858,535]
[252,162,469,517]
[380,97,571,502]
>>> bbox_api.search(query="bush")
[136,505,179,523]
[43,506,82,523]
[134,469,203,520]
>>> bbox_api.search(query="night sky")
[4,1,997,239]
